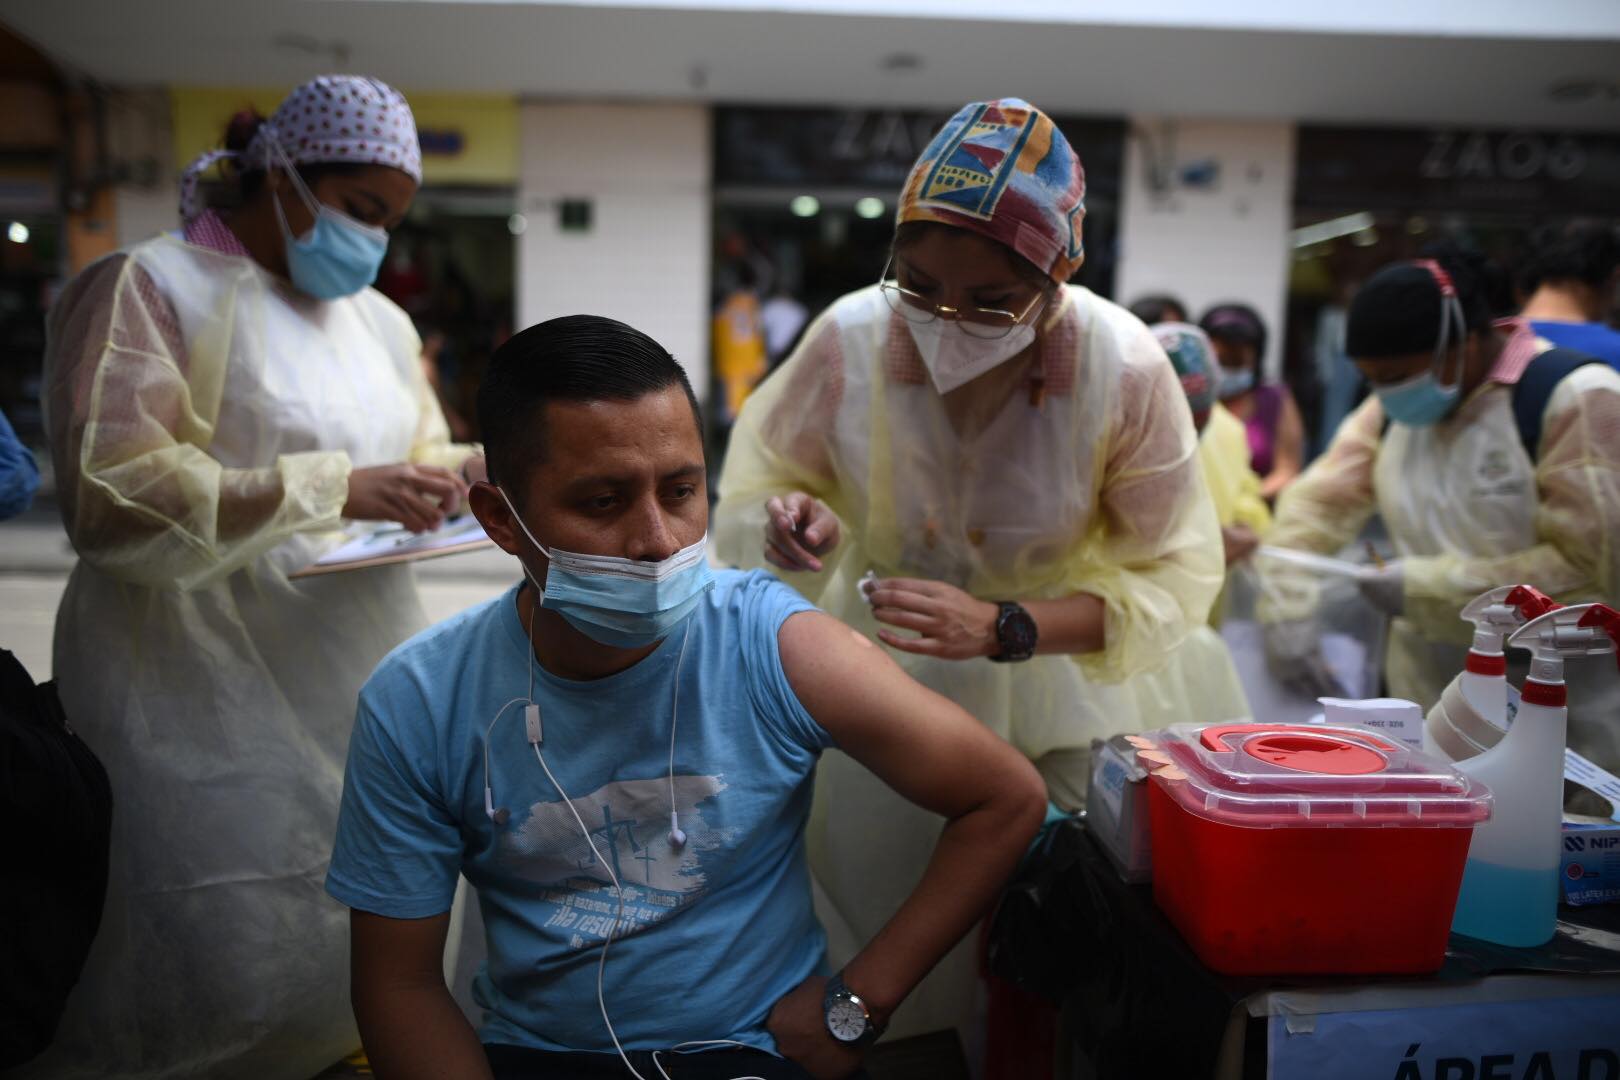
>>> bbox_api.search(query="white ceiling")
[4,0,1619,130]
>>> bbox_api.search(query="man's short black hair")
[1519,223,1620,294]
[477,315,703,488]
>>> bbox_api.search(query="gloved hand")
[1356,561,1406,617]
[1263,618,1347,700]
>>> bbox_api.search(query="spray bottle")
[1425,586,1560,761]
[1450,602,1620,946]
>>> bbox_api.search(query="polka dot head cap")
[179,74,421,221]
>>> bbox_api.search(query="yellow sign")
[171,86,518,185]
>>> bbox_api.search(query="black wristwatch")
[988,601,1038,663]
[823,972,885,1048]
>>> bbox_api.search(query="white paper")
[1256,546,1376,581]
[311,515,490,568]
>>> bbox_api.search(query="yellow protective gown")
[1262,354,1620,772]
[27,233,472,1079]
[1200,402,1272,540]
[713,284,1229,1040]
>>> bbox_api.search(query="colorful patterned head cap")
[897,98,1087,284]
[1152,322,1217,424]
[179,74,421,221]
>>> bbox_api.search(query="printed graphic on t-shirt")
[501,774,732,952]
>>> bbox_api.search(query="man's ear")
[469,480,525,559]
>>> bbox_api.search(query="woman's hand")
[1221,524,1260,567]
[868,577,1000,660]
[343,464,467,533]
[766,976,866,1080]
[764,492,841,572]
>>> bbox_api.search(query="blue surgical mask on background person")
[1216,368,1255,400]
[271,142,389,300]
[1374,292,1466,427]
[1374,368,1461,427]
[497,487,716,648]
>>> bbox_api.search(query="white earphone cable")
[491,566,782,1080]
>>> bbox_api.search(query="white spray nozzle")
[1460,584,1557,655]
[1507,602,1618,687]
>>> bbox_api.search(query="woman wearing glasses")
[713,99,1232,1047]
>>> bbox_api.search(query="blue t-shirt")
[1531,320,1620,371]
[327,569,834,1054]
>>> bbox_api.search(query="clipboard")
[291,515,495,578]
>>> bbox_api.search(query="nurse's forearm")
[1021,592,1106,655]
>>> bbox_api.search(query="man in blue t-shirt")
[326,315,1047,1080]
[1519,223,1620,370]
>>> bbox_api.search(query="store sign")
[1296,126,1620,214]
[1268,995,1620,1080]
[714,106,1123,196]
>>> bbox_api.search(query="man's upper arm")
[776,610,1041,820]
[327,695,464,920]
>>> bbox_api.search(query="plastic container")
[1138,720,1491,976]
[1451,602,1620,946]
[1088,734,1153,883]
[1425,585,1558,760]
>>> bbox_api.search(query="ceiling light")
[507,213,527,236]
[1291,211,1374,250]
[1351,227,1378,248]
[854,198,885,220]
[789,196,820,218]
[6,222,28,244]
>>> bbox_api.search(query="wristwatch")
[988,601,1038,663]
[823,972,885,1048]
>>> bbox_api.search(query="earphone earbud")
[669,811,686,848]
[485,786,510,827]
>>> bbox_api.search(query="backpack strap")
[1511,347,1601,462]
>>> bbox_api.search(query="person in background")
[713,99,1231,1052]
[1261,251,1620,773]
[712,260,770,427]
[1202,302,1305,501]
[25,76,481,1080]
[761,273,811,370]
[0,406,41,520]
[1154,322,1271,579]
[418,321,476,442]
[1518,223,1620,369]
[1127,292,1187,326]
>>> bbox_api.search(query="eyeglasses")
[877,257,1047,341]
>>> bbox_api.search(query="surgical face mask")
[1216,368,1255,400]
[1374,369,1461,427]
[497,487,715,649]
[270,143,389,300]
[907,318,1038,395]
[1372,289,1466,428]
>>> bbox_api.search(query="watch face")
[826,996,868,1043]
[1000,607,1038,654]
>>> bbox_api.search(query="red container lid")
[1135,723,1492,829]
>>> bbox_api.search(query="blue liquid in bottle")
[1449,860,1558,947]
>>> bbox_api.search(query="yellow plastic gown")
[1262,357,1620,772]
[26,234,472,1079]
[713,284,1229,1040]
[1200,402,1272,541]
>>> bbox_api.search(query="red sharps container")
[1136,722,1492,975]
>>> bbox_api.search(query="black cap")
[1345,263,1447,359]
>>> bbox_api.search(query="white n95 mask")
[907,318,1038,395]
[497,487,715,648]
